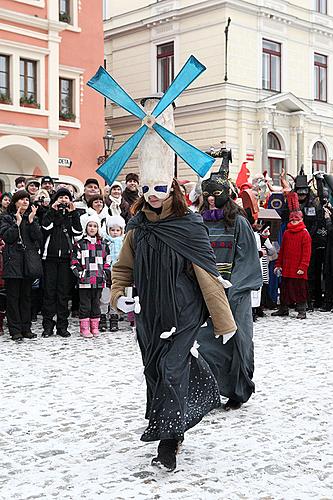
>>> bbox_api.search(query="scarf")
[122,188,139,206]
[201,209,225,222]
[108,195,122,216]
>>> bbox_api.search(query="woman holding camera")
[41,188,82,338]
[0,190,42,341]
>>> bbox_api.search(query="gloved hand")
[117,295,135,313]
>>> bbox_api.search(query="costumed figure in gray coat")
[198,164,262,410]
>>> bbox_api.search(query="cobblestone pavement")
[0,311,332,500]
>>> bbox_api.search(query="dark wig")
[131,178,189,218]
[87,194,105,209]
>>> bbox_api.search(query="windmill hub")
[142,115,156,128]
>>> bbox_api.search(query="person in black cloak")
[110,98,236,471]
[197,164,262,411]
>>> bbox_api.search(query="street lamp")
[97,128,115,165]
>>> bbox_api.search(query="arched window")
[267,132,284,185]
[312,141,327,172]
[268,132,281,150]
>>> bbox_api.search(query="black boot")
[224,399,243,411]
[22,331,37,339]
[151,439,179,471]
[57,330,71,338]
[271,306,289,317]
[110,314,119,332]
[11,333,24,342]
[320,302,332,312]
[296,303,306,320]
[100,314,107,332]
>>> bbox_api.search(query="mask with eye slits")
[201,168,230,208]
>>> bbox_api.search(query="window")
[59,0,71,23]
[262,39,281,92]
[157,42,174,93]
[316,0,327,14]
[314,53,327,102]
[312,141,327,172]
[0,55,10,100]
[268,132,281,150]
[20,58,37,104]
[268,132,283,185]
[59,78,74,120]
[269,158,284,185]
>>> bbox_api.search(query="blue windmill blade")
[152,56,206,118]
[87,66,146,120]
[153,123,215,177]
[97,125,148,185]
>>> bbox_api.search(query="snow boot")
[90,318,100,337]
[151,439,180,471]
[271,306,289,317]
[80,318,93,338]
[100,313,107,332]
[110,314,119,332]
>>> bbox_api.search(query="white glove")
[117,295,135,313]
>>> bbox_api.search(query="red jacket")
[275,221,312,279]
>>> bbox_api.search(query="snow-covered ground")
[0,311,332,500]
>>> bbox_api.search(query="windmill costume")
[88,57,236,470]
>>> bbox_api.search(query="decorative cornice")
[0,8,66,33]
[0,123,68,140]
[104,0,333,39]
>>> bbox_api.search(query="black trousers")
[42,260,73,331]
[79,288,102,319]
[308,247,325,304]
[6,278,32,336]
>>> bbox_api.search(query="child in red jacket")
[272,192,312,319]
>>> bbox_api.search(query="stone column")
[297,127,303,173]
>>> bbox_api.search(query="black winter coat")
[0,211,42,279]
[42,207,82,260]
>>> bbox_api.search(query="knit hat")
[84,178,100,188]
[106,215,126,229]
[41,176,54,186]
[83,213,101,234]
[110,181,123,191]
[287,191,303,221]
[0,191,12,201]
[26,178,40,188]
[125,173,139,184]
[53,187,72,202]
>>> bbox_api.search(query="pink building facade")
[0,0,105,193]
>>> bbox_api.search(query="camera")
[58,203,69,215]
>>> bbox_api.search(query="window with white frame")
[59,0,71,23]
[314,53,327,102]
[315,0,327,14]
[157,42,174,93]
[59,78,75,121]
[20,58,38,106]
[262,39,281,92]
[0,55,10,102]
[312,141,327,172]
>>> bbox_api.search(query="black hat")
[15,176,26,187]
[125,172,139,183]
[294,167,309,195]
[53,187,72,202]
[41,176,54,185]
[9,190,30,212]
[84,178,100,188]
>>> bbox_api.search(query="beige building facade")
[103,0,333,184]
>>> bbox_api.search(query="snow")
[0,311,332,499]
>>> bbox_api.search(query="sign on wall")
[58,157,72,168]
